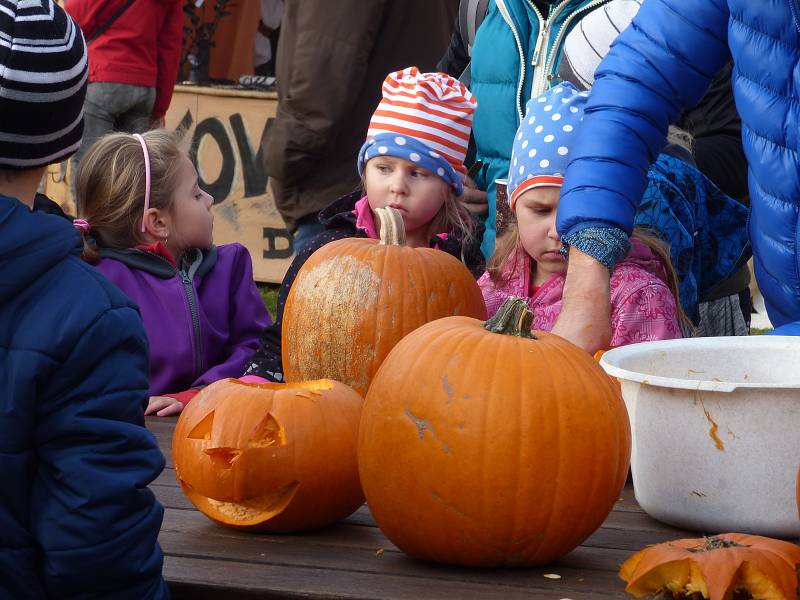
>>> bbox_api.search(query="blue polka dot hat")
[357,67,476,196]
[508,81,588,208]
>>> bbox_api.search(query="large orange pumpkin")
[281,206,486,396]
[619,533,800,600]
[173,378,364,532]
[358,297,631,567]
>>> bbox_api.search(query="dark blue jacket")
[558,0,800,328]
[0,195,168,598]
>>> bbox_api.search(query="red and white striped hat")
[366,67,476,175]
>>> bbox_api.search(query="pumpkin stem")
[687,536,749,553]
[375,206,406,246]
[484,296,536,339]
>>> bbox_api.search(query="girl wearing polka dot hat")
[243,67,485,382]
[479,82,687,348]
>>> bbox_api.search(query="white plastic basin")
[600,336,800,537]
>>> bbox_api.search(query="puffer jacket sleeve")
[33,304,168,599]
[558,0,732,239]
[193,245,272,388]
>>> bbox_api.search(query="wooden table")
[148,417,691,599]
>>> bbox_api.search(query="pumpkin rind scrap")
[619,533,800,600]
[281,206,486,396]
[358,297,631,567]
[173,378,364,532]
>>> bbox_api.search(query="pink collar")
[353,195,379,239]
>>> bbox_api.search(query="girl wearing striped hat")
[479,83,686,348]
[243,67,485,382]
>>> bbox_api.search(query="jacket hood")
[0,195,80,304]
[98,245,218,280]
[619,237,670,287]
[318,191,362,229]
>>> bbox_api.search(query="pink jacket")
[478,239,682,347]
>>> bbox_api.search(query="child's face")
[515,186,565,282]
[364,156,448,238]
[168,154,214,252]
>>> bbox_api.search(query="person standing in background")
[254,0,283,77]
[65,0,183,208]
[263,0,459,253]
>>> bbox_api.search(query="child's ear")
[141,207,170,241]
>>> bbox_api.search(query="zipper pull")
[532,26,548,67]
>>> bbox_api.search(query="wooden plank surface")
[149,417,690,598]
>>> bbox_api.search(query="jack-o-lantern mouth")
[180,480,301,526]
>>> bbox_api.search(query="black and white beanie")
[559,0,641,90]
[0,0,88,169]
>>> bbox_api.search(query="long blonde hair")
[76,130,186,262]
[425,184,474,247]
[488,222,693,332]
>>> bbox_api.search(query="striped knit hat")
[358,67,476,196]
[0,0,88,169]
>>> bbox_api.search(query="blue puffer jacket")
[0,196,168,599]
[470,0,611,256]
[559,0,800,328]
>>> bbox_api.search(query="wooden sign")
[43,85,295,283]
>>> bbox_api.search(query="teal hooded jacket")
[469,0,611,256]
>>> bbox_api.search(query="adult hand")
[148,116,165,130]
[460,177,488,217]
[145,395,184,417]
[551,246,612,353]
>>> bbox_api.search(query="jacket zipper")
[791,0,800,34]
[496,0,532,122]
[130,249,204,379]
[180,269,204,380]
[529,0,550,98]
[540,0,610,94]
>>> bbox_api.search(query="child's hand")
[460,177,488,217]
[145,396,184,417]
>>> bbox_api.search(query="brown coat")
[263,0,458,231]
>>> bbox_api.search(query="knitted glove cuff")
[561,224,631,272]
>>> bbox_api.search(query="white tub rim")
[599,336,800,393]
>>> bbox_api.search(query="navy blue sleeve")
[33,304,168,599]
[558,0,732,238]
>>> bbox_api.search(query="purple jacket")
[95,244,271,396]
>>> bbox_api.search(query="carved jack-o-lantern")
[172,378,364,532]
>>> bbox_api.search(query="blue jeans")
[292,221,326,254]
[71,82,156,209]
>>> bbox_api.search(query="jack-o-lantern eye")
[249,412,285,448]
[187,410,214,441]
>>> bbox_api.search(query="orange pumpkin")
[281,206,486,396]
[358,297,631,566]
[173,378,364,532]
[620,533,800,600]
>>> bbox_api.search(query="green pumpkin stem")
[375,206,406,246]
[484,296,536,339]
